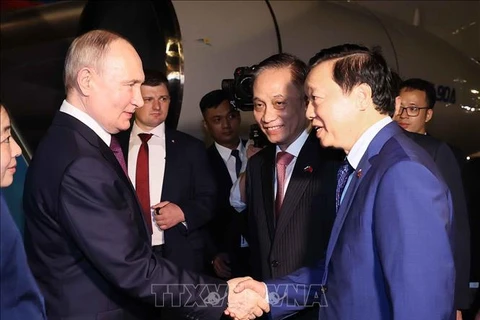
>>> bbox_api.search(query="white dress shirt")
[128,122,166,246]
[214,140,247,183]
[215,140,249,247]
[229,129,310,212]
[340,116,392,204]
[60,100,111,146]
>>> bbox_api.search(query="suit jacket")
[205,141,250,277]
[116,126,216,273]
[23,112,226,320]
[1,194,46,320]
[245,131,341,320]
[268,122,455,320]
[405,131,470,309]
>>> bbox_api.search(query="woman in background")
[0,102,46,319]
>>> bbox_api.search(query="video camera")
[222,66,270,148]
[221,66,256,112]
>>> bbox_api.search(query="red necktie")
[275,151,294,221]
[136,133,153,234]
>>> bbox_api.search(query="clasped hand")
[225,277,269,320]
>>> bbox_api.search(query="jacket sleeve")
[374,161,455,319]
[177,140,217,231]
[58,157,227,319]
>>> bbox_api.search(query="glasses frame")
[396,106,430,117]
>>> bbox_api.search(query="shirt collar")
[215,140,244,162]
[347,117,392,169]
[275,129,310,158]
[59,99,111,146]
[131,121,165,139]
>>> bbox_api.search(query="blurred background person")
[0,102,46,319]
[199,89,250,279]
[392,75,471,319]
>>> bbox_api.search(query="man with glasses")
[394,78,435,134]
[393,77,470,319]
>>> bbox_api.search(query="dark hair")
[143,69,169,88]
[400,78,437,109]
[0,101,12,118]
[199,89,231,114]
[253,53,308,96]
[309,43,395,115]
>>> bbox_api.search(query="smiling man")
[230,53,341,320]
[228,44,456,320]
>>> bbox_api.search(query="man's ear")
[393,96,401,118]
[425,108,433,123]
[354,83,372,111]
[203,120,210,133]
[77,67,94,96]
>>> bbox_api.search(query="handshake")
[225,277,269,320]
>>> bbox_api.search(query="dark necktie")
[336,159,354,213]
[136,133,153,234]
[275,151,294,220]
[110,136,128,176]
[231,149,242,178]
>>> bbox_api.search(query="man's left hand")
[153,201,185,230]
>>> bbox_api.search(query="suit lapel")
[161,128,177,201]
[210,145,233,190]
[260,147,276,241]
[323,121,402,284]
[275,134,318,238]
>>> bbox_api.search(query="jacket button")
[271,260,279,267]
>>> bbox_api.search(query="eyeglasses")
[396,106,429,117]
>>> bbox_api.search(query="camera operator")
[229,53,343,320]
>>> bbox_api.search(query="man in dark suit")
[116,70,215,276]
[228,44,455,320]
[1,103,46,319]
[392,76,471,316]
[23,30,267,320]
[199,89,250,279]
[229,53,340,320]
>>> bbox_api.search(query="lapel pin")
[303,165,313,173]
[171,139,175,143]
[356,168,362,178]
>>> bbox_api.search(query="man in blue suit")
[226,44,455,320]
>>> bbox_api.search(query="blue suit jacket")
[1,194,46,320]
[267,122,455,320]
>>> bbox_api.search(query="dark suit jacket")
[245,131,341,320]
[1,194,46,320]
[23,112,226,320]
[405,131,470,309]
[116,127,216,274]
[206,141,250,277]
[269,122,455,320]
